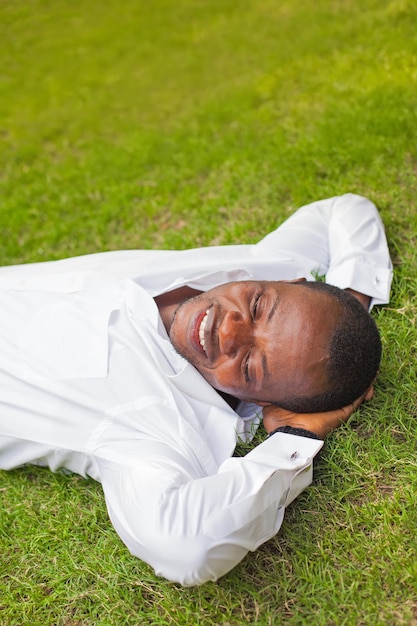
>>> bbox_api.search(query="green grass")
[1,0,417,623]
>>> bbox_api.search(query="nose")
[218,310,249,356]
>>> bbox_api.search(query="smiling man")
[161,279,377,411]
[0,194,392,585]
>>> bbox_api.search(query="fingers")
[262,383,377,439]
[340,383,375,421]
[364,384,374,401]
[345,288,371,310]
[351,384,374,411]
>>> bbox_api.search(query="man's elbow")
[127,532,247,587]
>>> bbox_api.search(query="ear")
[244,398,274,407]
[280,277,307,284]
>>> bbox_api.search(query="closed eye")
[243,352,251,384]
[251,292,262,320]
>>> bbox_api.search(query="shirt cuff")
[244,431,323,470]
[326,259,392,308]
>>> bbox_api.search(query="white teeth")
[199,309,210,352]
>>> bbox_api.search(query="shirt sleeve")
[256,193,393,308]
[96,432,322,586]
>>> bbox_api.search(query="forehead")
[211,279,333,310]
[239,281,340,403]
[207,279,276,301]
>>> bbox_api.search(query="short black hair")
[278,281,382,413]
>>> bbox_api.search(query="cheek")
[169,314,192,359]
[198,362,241,395]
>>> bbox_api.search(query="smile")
[198,309,210,353]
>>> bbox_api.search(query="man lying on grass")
[0,194,392,586]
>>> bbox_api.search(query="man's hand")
[345,288,371,310]
[262,385,374,440]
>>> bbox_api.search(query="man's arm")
[96,431,322,587]
[252,193,392,433]
[262,385,374,440]
[256,193,393,309]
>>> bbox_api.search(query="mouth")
[190,304,215,358]
[198,309,210,353]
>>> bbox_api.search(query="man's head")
[168,279,381,412]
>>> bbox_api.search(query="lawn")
[1,0,417,624]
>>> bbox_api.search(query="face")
[168,280,341,406]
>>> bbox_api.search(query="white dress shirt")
[0,194,392,586]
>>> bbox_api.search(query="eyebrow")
[261,354,269,380]
[262,295,279,379]
[267,296,279,323]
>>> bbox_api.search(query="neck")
[154,285,202,334]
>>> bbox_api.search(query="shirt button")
[374,276,381,284]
